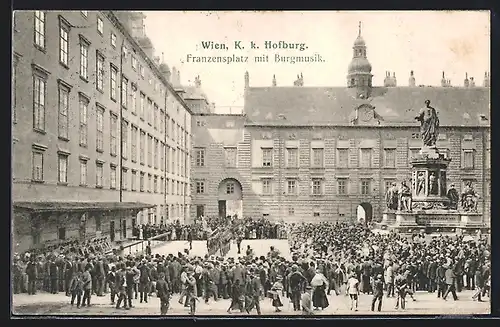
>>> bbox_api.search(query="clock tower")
[347,22,373,99]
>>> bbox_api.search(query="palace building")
[12,11,192,253]
[190,26,491,226]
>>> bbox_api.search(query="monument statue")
[416,171,426,196]
[398,181,413,212]
[415,100,440,147]
[429,172,438,195]
[460,181,479,212]
[446,183,459,210]
[385,182,399,210]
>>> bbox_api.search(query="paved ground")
[12,289,490,316]
[12,240,489,316]
[152,239,291,259]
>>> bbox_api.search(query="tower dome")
[348,57,372,73]
[346,21,373,97]
[353,35,366,47]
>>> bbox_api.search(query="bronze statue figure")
[398,181,412,212]
[447,183,459,210]
[460,181,479,212]
[385,182,399,210]
[415,100,440,147]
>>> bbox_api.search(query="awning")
[13,201,155,213]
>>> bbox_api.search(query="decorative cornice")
[57,79,73,90]
[57,148,71,156]
[32,143,48,151]
[78,34,91,46]
[31,63,51,76]
[78,91,91,102]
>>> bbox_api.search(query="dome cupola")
[346,21,373,98]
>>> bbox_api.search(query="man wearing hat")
[371,274,384,312]
[244,268,262,315]
[288,264,306,311]
[155,272,171,315]
[301,285,314,315]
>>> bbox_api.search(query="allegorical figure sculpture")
[398,181,412,212]
[460,181,479,212]
[416,172,426,196]
[415,100,440,147]
[385,182,399,210]
[446,183,459,210]
[429,172,438,195]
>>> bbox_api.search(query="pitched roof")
[243,86,490,127]
[183,86,209,101]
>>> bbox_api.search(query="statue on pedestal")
[398,181,413,212]
[385,182,399,210]
[415,100,440,148]
[416,172,426,196]
[429,172,438,195]
[460,181,479,212]
[446,183,459,210]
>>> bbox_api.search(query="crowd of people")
[12,219,490,315]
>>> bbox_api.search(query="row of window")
[31,11,189,149]
[195,180,238,195]
[137,204,188,225]
[192,147,481,169]
[31,149,188,195]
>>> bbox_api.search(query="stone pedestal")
[411,149,452,211]
[459,212,483,228]
[381,211,396,225]
[394,212,417,227]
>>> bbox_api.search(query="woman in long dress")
[311,269,329,310]
[270,276,284,312]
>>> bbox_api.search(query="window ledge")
[131,111,137,116]
[110,98,117,103]
[96,186,103,189]
[57,182,68,186]
[33,128,46,135]
[96,88,104,94]
[31,180,45,184]
[79,75,89,83]
[34,44,46,53]
[79,184,87,187]
[58,136,70,142]
[110,187,116,190]
[96,149,104,153]
[80,144,88,148]
[59,62,69,70]
[110,153,117,157]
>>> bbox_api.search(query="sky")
[144,11,490,113]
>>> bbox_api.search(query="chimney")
[470,77,475,87]
[409,70,416,87]
[172,67,178,86]
[392,72,397,87]
[194,75,201,88]
[177,70,181,86]
[484,72,490,87]
[384,71,390,87]
[244,71,250,89]
[300,72,304,86]
[464,73,469,87]
[272,74,277,87]
[441,71,447,87]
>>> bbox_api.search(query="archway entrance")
[357,202,373,224]
[218,178,243,219]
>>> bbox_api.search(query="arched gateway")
[357,202,373,224]
[218,178,243,219]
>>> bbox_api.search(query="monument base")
[388,209,487,235]
[380,211,397,226]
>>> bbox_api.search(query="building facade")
[12,10,192,253]
[190,28,491,226]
